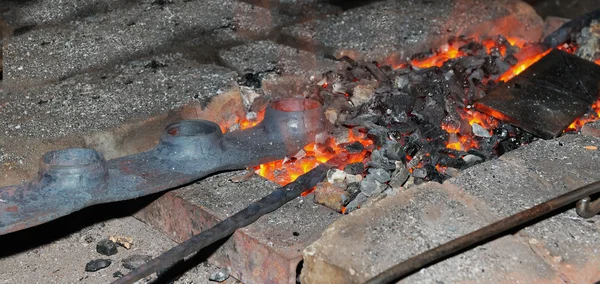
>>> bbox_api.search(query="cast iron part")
[475,49,600,139]
[0,98,327,235]
[365,180,600,284]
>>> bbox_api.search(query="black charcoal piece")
[96,239,118,256]
[122,254,152,270]
[475,49,600,139]
[344,162,365,175]
[85,259,111,272]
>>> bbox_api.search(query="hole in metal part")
[165,120,219,137]
[42,148,103,167]
[270,98,321,112]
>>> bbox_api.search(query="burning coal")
[222,34,600,214]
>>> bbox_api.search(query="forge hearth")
[2,0,600,284]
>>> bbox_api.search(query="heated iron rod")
[543,8,600,48]
[113,155,345,284]
[365,180,600,284]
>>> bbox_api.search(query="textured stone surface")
[0,53,243,187]
[135,170,341,284]
[0,0,128,28]
[301,182,560,284]
[280,0,543,63]
[0,216,229,284]
[500,134,600,193]
[448,134,600,283]
[2,0,278,87]
[219,40,336,79]
[581,120,600,138]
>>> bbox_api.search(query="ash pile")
[311,36,546,213]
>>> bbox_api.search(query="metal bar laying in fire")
[365,180,600,284]
[113,154,351,284]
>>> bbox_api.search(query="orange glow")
[498,46,550,82]
[566,99,600,131]
[596,58,600,65]
[411,42,466,68]
[255,129,373,185]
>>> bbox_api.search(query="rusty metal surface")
[0,98,327,235]
[475,49,600,139]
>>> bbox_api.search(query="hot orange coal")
[256,130,373,185]
[412,36,600,153]
[223,112,373,185]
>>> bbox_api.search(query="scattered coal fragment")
[96,239,118,256]
[412,168,427,179]
[122,254,152,270]
[344,162,364,175]
[346,182,361,201]
[85,259,111,272]
[343,141,364,153]
[113,271,124,278]
[345,192,368,213]
[368,149,396,170]
[389,164,410,188]
[367,168,391,183]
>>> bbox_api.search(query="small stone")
[324,108,338,124]
[96,239,118,256]
[113,271,124,278]
[412,168,427,179]
[344,162,365,175]
[209,268,230,282]
[345,174,363,184]
[389,164,410,188]
[367,168,391,183]
[471,123,492,138]
[315,182,349,212]
[462,154,483,166]
[327,169,347,184]
[85,259,111,272]
[122,254,152,270]
[350,84,375,106]
[360,176,388,197]
[109,235,134,249]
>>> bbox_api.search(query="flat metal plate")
[475,49,600,139]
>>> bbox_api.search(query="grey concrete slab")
[279,0,543,63]
[2,0,278,87]
[0,216,234,284]
[447,158,553,217]
[500,134,600,193]
[448,134,600,283]
[301,182,561,284]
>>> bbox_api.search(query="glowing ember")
[497,45,550,82]
[256,130,373,185]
